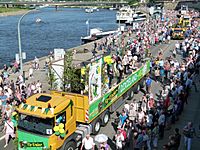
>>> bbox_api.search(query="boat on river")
[85,8,94,13]
[81,28,118,44]
[116,6,135,23]
[125,11,147,26]
[35,18,42,23]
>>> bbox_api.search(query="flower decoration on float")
[53,123,66,139]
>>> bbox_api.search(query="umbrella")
[95,134,108,143]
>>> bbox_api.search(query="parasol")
[95,134,108,143]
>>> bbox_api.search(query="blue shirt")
[146,78,152,86]
[160,69,165,77]
[0,95,7,106]
[119,114,127,125]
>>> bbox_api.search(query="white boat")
[149,4,163,16]
[116,6,135,23]
[38,4,49,9]
[93,7,99,12]
[125,11,147,25]
[35,18,42,23]
[81,28,118,44]
[85,8,94,13]
[133,14,147,22]
[109,7,116,11]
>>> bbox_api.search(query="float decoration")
[53,123,66,139]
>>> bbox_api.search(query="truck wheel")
[64,141,76,150]
[92,119,101,135]
[140,79,145,88]
[134,84,140,94]
[101,111,110,126]
[128,89,134,100]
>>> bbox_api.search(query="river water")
[0,7,117,68]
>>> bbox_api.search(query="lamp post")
[18,9,36,74]
[118,12,121,56]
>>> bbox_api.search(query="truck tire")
[134,84,140,94]
[92,119,101,135]
[128,88,134,100]
[101,111,110,126]
[139,79,145,88]
[64,141,76,150]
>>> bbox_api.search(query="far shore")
[0,10,29,17]
[0,5,114,17]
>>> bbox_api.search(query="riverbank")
[0,8,28,17]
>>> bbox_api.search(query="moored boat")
[81,28,118,44]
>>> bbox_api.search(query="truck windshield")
[174,30,182,33]
[18,113,54,135]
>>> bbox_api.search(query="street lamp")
[18,9,36,74]
[118,11,121,56]
[18,7,46,74]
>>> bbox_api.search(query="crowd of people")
[108,12,200,150]
[80,8,200,150]
[0,57,44,148]
[90,9,185,93]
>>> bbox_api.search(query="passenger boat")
[125,11,147,26]
[81,28,118,44]
[116,6,135,23]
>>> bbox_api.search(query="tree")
[48,66,58,90]
[63,51,83,93]
[128,0,139,5]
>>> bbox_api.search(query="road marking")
[0,135,5,141]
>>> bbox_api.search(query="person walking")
[29,65,33,78]
[154,67,160,83]
[145,76,152,94]
[81,134,95,150]
[3,117,15,148]
[152,122,159,149]
[183,122,196,150]
[115,130,124,150]
[158,111,165,139]
[174,128,181,150]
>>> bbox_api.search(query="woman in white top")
[115,130,124,150]
[3,118,15,148]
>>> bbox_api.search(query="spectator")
[3,117,15,148]
[183,122,196,150]
[152,122,159,149]
[174,128,181,149]
[115,130,124,150]
[119,111,127,127]
[81,134,95,150]
[158,111,165,139]
[145,76,152,93]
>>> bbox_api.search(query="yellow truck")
[16,55,150,150]
[171,28,185,39]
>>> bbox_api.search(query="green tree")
[48,66,58,90]
[128,0,139,5]
[63,51,83,93]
